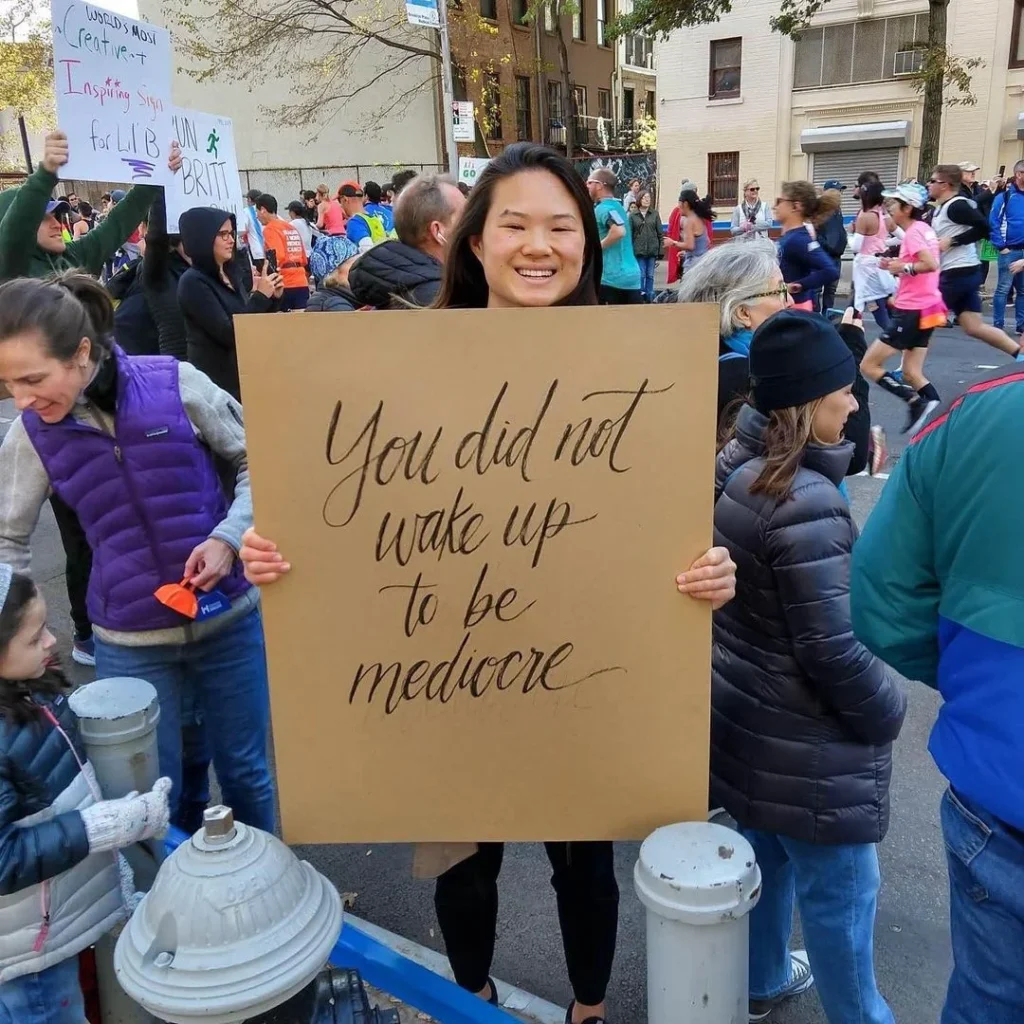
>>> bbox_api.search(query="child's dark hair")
[0,573,67,725]
[0,273,114,365]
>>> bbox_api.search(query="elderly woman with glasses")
[731,180,772,241]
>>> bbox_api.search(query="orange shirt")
[262,218,308,289]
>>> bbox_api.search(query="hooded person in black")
[141,190,192,360]
[348,173,465,309]
[177,207,283,400]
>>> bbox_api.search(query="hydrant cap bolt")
[203,805,236,843]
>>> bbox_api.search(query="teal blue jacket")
[851,367,1024,831]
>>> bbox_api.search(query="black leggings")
[49,494,92,641]
[434,841,619,1006]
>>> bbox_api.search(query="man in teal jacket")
[0,129,180,281]
[851,366,1024,1024]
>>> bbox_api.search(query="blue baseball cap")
[45,198,71,217]
[822,179,847,191]
[110,189,127,204]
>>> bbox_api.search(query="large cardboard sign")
[166,109,244,232]
[52,0,174,185]
[236,305,718,844]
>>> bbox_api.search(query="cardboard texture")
[236,304,718,844]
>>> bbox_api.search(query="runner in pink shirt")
[860,182,946,433]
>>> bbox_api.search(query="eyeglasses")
[741,284,790,303]
[747,186,760,192]
[215,230,235,241]
[774,197,790,206]
[927,178,945,185]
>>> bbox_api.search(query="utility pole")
[437,0,459,176]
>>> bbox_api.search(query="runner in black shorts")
[927,164,1024,360]
[860,183,944,433]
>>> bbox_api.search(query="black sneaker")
[749,950,814,1022]
[564,1002,607,1024]
[905,395,940,434]
[486,978,498,1005]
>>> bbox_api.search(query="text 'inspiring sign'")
[166,109,244,232]
[237,306,718,844]
[52,0,174,184]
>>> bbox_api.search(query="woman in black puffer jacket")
[712,309,905,1024]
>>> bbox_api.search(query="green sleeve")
[64,184,159,275]
[850,435,943,687]
[0,166,59,281]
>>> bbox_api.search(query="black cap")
[749,311,856,413]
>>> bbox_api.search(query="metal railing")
[545,116,653,152]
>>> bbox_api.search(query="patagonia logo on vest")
[145,427,170,438]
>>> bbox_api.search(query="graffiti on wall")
[575,153,658,204]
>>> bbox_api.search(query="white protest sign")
[458,156,490,188]
[52,0,174,185]
[166,109,244,232]
[453,101,474,143]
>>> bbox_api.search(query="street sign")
[453,101,475,143]
[406,0,439,27]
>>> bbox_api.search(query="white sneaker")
[749,950,814,1022]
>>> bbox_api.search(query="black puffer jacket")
[348,240,442,309]
[711,404,906,845]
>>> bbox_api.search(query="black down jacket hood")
[710,403,907,846]
[349,240,443,309]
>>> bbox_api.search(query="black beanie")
[749,310,856,413]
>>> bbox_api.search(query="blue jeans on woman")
[941,787,1024,1023]
[94,607,276,833]
[993,249,1024,333]
[0,956,83,1023]
[742,827,894,1024]
[637,256,656,301]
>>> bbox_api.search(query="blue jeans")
[637,256,656,301]
[993,249,1024,331]
[94,608,276,833]
[0,956,83,1023]
[941,787,1024,1023]
[743,827,894,1024]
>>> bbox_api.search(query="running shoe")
[565,1003,606,1024]
[906,395,940,434]
[891,368,904,385]
[749,950,814,1022]
[72,635,96,667]
[869,425,889,476]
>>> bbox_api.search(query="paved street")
[2,315,1015,1023]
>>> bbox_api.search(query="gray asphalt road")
[1,317,1014,1024]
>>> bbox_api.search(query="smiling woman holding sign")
[239,143,735,1024]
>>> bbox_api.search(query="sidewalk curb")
[347,913,567,1024]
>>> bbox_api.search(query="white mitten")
[80,777,173,854]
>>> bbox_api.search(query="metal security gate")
[812,148,902,216]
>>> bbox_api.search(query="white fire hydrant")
[634,821,761,1024]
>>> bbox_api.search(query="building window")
[624,33,654,70]
[480,0,498,20]
[597,88,612,120]
[645,89,655,117]
[1014,1,1024,68]
[544,1,555,32]
[515,75,532,140]
[513,0,529,24]
[484,71,502,140]
[622,86,635,122]
[452,63,468,102]
[794,15,930,88]
[573,0,584,40]
[547,80,563,122]
[709,38,742,99]
[708,151,739,205]
[572,84,587,117]
[597,0,609,46]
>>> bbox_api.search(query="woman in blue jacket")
[773,181,840,312]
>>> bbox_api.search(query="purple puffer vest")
[22,347,249,632]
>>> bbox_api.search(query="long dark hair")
[0,573,68,725]
[0,273,114,365]
[859,180,885,211]
[432,142,601,308]
[680,189,714,222]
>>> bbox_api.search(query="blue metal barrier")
[164,827,516,1023]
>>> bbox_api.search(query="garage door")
[812,148,903,216]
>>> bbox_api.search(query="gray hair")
[393,173,460,247]
[676,238,779,337]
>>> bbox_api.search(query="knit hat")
[0,564,12,616]
[749,310,856,413]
